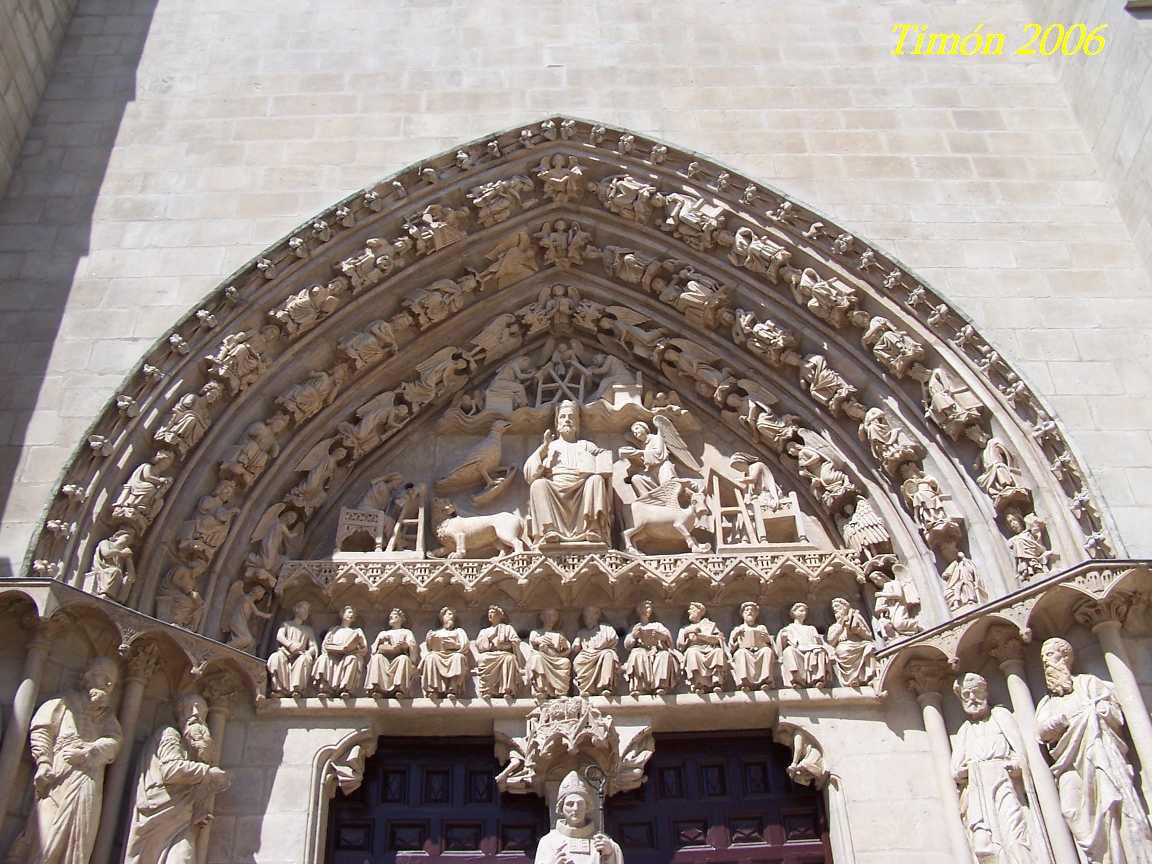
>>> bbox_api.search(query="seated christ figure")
[524,400,612,545]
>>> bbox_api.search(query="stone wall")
[0,0,76,195]
[1,0,1152,579]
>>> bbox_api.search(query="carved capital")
[125,641,161,684]
[200,672,242,715]
[904,659,952,698]
[1073,593,1136,630]
[985,625,1026,666]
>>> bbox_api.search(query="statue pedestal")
[534,540,611,554]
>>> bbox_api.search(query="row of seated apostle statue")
[266,597,878,698]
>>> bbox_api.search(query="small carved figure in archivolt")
[728,227,791,282]
[178,480,238,560]
[527,608,572,700]
[790,267,857,327]
[841,498,892,564]
[923,367,987,444]
[267,600,319,697]
[402,276,477,330]
[205,325,279,395]
[399,347,473,412]
[871,581,921,644]
[270,280,345,336]
[624,599,680,697]
[477,229,538,291]
[731,309,800,367]
[154,382,223,458]
[856,314,924,378]
[678,602,728,695]
[730,601,777,691]
[222,580,272,653]
[777,602,829,688]
[536,218,594,269]
[940,541,985,611]
[405,203,468,255]
[420,607,471,698]
[155,557,206,630]
[586,352,636,402]
[337,237,394,292]
[246,503,302,581]
[220,416,286,488]
[661,192,727,250]
[572,606,620,697]
[313,605,367,697]
[858,408,923,477]
[899,464,960,548]
[338,318,398,370]
[594,174,665,223]
[467,175,535,227]
[365,608,419,698]
[976,437,1032,513]
[535,154,585,203]
[276,366,347,425]
[657,266,731,329]
[796,442,857,513]
[826,599,876,687]
[112,449,174,530]
[338,391,411,459]
[475,605,523,699]
[288,437,347,515]
[1006,512,1056,582]
[800,354,861,417]
[741,403,801,454]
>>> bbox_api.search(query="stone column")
[1074,593,1152,806]
[986,628,1080,864]
[825,774,857,864]
[92,642,161,864]
[196,674,238,864]
[905,659,971,862]
[0,619,51,822]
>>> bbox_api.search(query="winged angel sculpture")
[619,414,712,554]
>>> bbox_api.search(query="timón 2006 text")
[892,23,1107,56]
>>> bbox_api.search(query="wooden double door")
[326,733,830,864]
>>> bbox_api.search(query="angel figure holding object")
[618,415,701,498]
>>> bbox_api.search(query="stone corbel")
[772,724,827,788]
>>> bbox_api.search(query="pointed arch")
[23,117,1116,649]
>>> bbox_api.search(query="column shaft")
[0,633,49,823]
[1093,620,1152,807]
[917,691,972,862]
[91,674,148,864]
[195,705,230,864]
[1000,658,1080,864]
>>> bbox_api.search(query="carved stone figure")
[826,598,876,686]
[730,452,783,511]
[420,607,470,698]
[337,238,394,292]
[534,770,623,864]
[269,280,344,335]
[338,319,398,369]
[858,408,923,476]
[1036,638,1152,864]
[941,543,986,611]
[796,446,856,513]
[221,581,272,652]
[535,154,585,203]
[288,437,347,515]
[405,203,468,255]
[475,605,523,699]
[88,529,136,603]
[527,608,572,700]
[622,478,712,556]
[871,581,921,644]
[677,602,728,695]
[951,672,1036,864]
[155,559,206,631]
[923,367,986,443]
[477,230,538,291]
[858,315,924,378]
[790,267,856,327]
[623,600,679,697]
[777,602,829,688]
[267,600,319,697]
[312,605,367,697]
[123,693,230,864]
[728,227,791,282]
[402,276,476,330]
[742,404,801,453]
[586,352,635,401]
[657,266,730,329]
[7,657,121,864]
[730,309,799,366]
[204,326,279,394]
[619,416,694,496]
[536,218,593,270]
[524,401,612,545]
[219,416,286,488]
[246,503,302,581]
[899,464,960,548]
[398,346,472,411]
[154,382,223,458]
[800,354,859,416]
[976,438,1032,513]
[435,420,513,496]
[729,601,777,691]
[112,450,174,530]
[179,481,238,560]
[841,498,892,563]
[595,174,664,222]
[572,606,619,697]
[276,366,347,425]
[365,608,419,698]
[430,499,529,558]
[1006,512,1056,581]
[338,391,411,458]
[467,175,534,226]
[661,192,726,250]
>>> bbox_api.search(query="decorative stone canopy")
[22,116,1118,652]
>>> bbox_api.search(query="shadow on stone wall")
[0,0,160,578]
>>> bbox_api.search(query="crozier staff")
[534,770,623,864]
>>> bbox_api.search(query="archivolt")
[25,116,1116,644]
